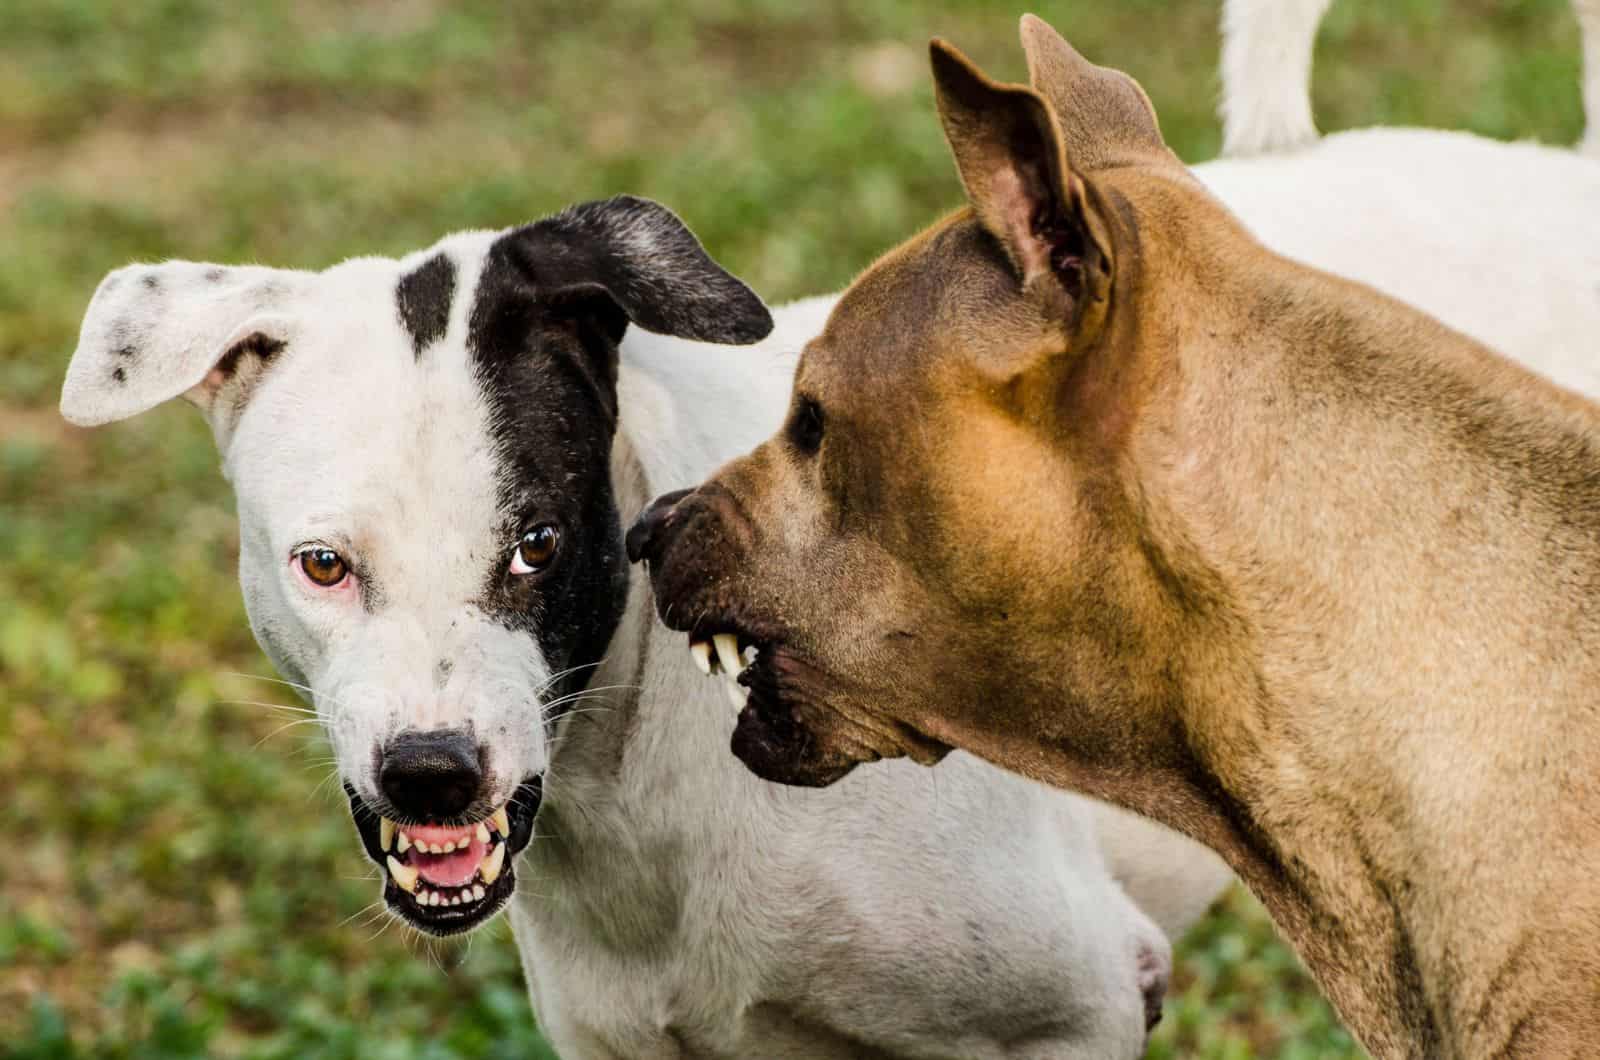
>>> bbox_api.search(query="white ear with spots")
[61,261,304,429]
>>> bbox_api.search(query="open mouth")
[682,626,824,771]
[344,778,541,936]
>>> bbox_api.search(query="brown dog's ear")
[930,39,1110,319]
[1018,15,1173,173]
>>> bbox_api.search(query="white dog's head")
[61,196,771,935]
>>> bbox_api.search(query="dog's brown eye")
[790,396,824,455]
[511,524,560,576]
[300,547,348,587]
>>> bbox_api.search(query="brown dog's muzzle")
[626,484,756,634]
[626,485,869,787]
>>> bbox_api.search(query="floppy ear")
[929,39,1111,319]
[61,262,303,433]
[498,195,772,346]
[1017,14,1172,173]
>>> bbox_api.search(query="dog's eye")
[299,547,349,588]
[510,524,561,576]
[789,396,825,455]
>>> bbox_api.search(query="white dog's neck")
[517,301,833,944]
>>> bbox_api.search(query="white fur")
[61,136,1600,1060]
[1220,0,1600,157]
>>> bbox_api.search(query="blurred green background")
[0,0,1585,1056]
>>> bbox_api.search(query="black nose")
[626,487,693,565]
[380,729,484,821]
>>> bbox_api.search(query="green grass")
[0,1,1583,1056]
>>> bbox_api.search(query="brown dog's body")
[629,16,1600,1057]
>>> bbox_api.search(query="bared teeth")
[396,831,411,854]
[690,639,713,675]
[713,633,742,677]
[387,855,418,894]
[490,806,510,836]
[472,884,486,901]
[480,840,507,885]
[380,817,395,852]
[476,821,491,845]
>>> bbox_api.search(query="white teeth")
[472,884,486,901]
[490,806,510,836]
[725,680,747,708]
[397,832,411,854]
[428,890,441,907]
[690,639,713,675]
[380,817,395,852]
[713,633,742,677]
[387,855,418,894]
[476,821,491,845]
[480,840,507,885]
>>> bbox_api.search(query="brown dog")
[627,16,1600,1058]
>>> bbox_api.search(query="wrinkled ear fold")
[505,195,773,346]
[61,263,301,436]
[1018,14,1172,173]
[930,40,1110,318]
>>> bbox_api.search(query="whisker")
[252,718,323,748]
[218,698,319,716]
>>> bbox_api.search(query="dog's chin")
[731,689,863,788]
[343,777,542,937]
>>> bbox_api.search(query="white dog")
[60,20,1600,1060]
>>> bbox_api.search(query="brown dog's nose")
[380,729,483,821]
[626,487,693,566]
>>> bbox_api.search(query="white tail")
[1220,0,1600,158]
[1579,0,1600,155]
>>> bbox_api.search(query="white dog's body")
[61,30,1600,1060]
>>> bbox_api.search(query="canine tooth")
[725,680,746,708]
[713,633,741,676]
[690,639,713,675]
[380,817,395,852]
[386,855,418,894]
[490,806,510,836]
[397,832,411,854]
[476,821,491,845]
[473,884,486,901]
[480,840,507,885]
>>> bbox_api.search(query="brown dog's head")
[629,17,1212,787]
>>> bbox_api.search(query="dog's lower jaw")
[344,777,542,936]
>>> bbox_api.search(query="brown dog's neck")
[1029,230,1600,1053]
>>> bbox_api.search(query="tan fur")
[634,16,1600,1058]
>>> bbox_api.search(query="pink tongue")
[406,825,489,888]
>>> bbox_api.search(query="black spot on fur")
[462,197,772,713]
[114,345,137,360]
[204,267,226,283]
[111,366,126,383]
[397,252,456,357]
[141,273,160,290]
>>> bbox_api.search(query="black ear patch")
[491,195,772,346]
[397,253,457,357]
